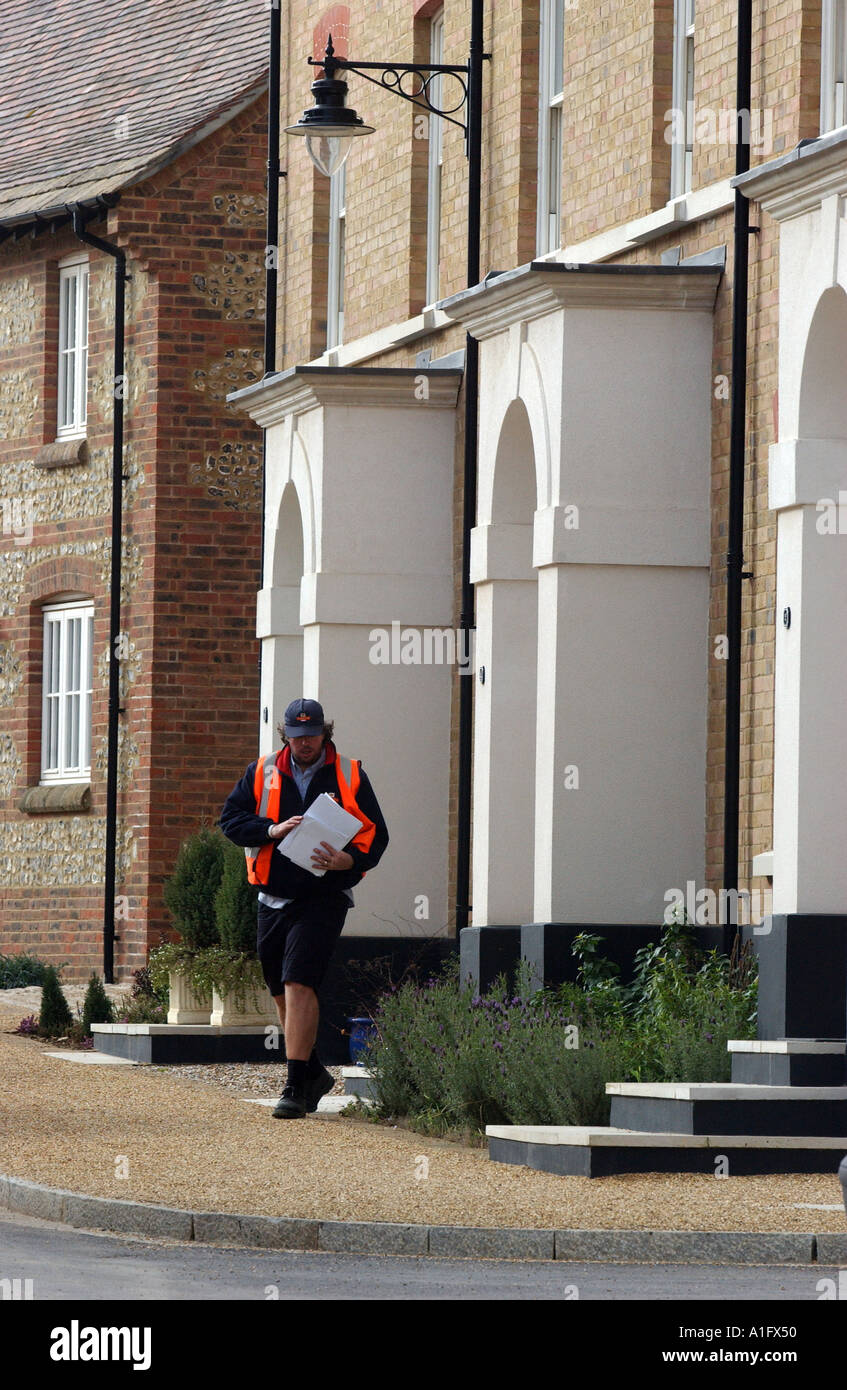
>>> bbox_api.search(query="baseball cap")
[283,697,325,737]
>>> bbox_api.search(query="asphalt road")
[0,1208,838,1301]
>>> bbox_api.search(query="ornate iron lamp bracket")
[309,35,484,132]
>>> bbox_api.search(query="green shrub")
[115,966,168,1021]
[128,966,167,1005]
[81,974,114,1035]
[215,835,257,953]
[113,992,167,1024]
[366,919,758,1137]
[162,826,226,949]
[369,965,617,1133]
[0,952,52,988]
[38,966,73,1037]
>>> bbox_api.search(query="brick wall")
[0,96,268,978]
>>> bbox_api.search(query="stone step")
[728,1038,846,1087]
[486,1124,847,1178]
[91,1022,283,1064]
[342,1065,376,1100]
[607,1081,847,1137]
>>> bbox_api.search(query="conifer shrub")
[215,835,258,953]
[161,826,226,949]
[38,966,73,1037]
[81,973,114,1035]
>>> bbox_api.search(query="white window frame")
[327,162,346,349]
[426,8,445,306]
[57,256,89,438]
[536,0,564,256]
[821,0,847,133]
[41,599,94,784]
[671,0,696,197]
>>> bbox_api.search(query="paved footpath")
[2,999,846,1265]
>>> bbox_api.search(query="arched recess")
[472,397,539,925]
[798,287,847,439]
[477,341,551,527]
[261,481,306,753]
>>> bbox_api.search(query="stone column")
[469,522,536,925]
[770,445,847,914]
[234,365,462,938]
[256,584,302,756]
[532,511,709,926]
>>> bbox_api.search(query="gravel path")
[1,995,845,1232]
[154,1062,347,1100]
[1,983,133,1016]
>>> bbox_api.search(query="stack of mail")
[277,793,363,876]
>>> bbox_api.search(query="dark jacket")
[219,742,389,901]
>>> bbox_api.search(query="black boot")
[272,1084,307,1119]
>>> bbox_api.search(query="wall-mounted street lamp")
[285,8,487,936]
[286,33,474,176]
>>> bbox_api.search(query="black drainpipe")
[722,0,754,953]
[70,207,128,985]
[259,0,283,739]
[455,0,485,935]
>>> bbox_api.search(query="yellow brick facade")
[274,0,830,914]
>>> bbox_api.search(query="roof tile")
[0,0,268,222]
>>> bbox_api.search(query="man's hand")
[312,840,354,872]
[268,816,302,840]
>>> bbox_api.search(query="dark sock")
[305,1048,322,1080]
[287,1058,307,1089]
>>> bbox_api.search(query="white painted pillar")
[533,510,708,925]
[300,607,452,935]
[256,584,302,756]
[470,522,536,924]
[240,367,462,938]
[770,439,847,913]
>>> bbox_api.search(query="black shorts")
[256,893,349,995]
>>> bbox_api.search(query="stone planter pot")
[166,970,212,1025]
[210,981,278,1027]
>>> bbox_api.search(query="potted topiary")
[205,836,276,1026]
[149,826,225,1024]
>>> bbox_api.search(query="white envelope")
[277,792,363,876]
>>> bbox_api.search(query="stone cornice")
[734,129,847,221]
[439,263,722,339]
[228,365,463,427]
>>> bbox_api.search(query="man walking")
[220,698,389,1118]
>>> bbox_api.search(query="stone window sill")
[19,783,91,813]
[35,438,89,469]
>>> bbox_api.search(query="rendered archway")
[259,481,306,754]
[471,398,538,924]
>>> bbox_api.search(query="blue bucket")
[348,1017,376,1066]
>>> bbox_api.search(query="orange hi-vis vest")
[244,748,377,886]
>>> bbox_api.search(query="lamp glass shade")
[304,131,355,177]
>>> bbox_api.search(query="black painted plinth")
[92,1030,282,1064]
[458,926,521,993]
[317,935,456,1063]
[609,1093,847,1138]
[519,922,723,992]
[730,1050,847,1087]
[756,915,847,1041]
[488,1136,845,1178]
